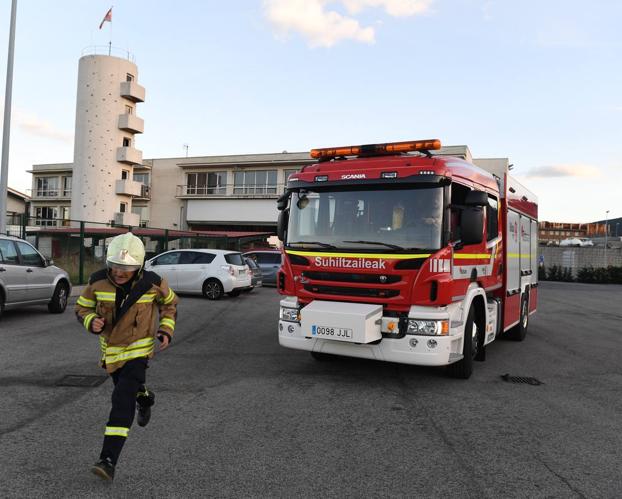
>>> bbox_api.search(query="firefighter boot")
[91,457,115,481]
[136,388,155,427]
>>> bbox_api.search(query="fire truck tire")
[447,306,477,379]
[202,279,224,300]
[508,294,529,341]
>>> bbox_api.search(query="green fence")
[3,214,272,284]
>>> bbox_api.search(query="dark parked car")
[243,250,282,286]
[244,257,263,291]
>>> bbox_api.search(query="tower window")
[126,73,134,82]
[123,137,131,147]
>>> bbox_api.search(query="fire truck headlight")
[407,320,449,336]
[280,307,300,322]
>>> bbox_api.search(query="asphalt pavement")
[0,282,621,498]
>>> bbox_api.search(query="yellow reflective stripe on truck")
[285,250,430,259]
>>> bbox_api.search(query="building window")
[35,206,58,226]
[126,73,134,82]
[133,172,150,185]
[36,177,59,197]
[62,176,72,197]
[119,202,127,213]
[186,172,226,195]
[122,137,131,147]
[121,170,129,180]
[125,105,133,114]
[233,170,277,194]
[132,206,149,227]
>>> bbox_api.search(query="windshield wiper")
[287,241,338,249]
[342,240,406,251]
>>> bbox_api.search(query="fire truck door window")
[487,196,499,241]
[450,183,470,241]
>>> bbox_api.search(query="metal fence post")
[20,212,26,239]
[79,221,85,285]
[164,229,169,251]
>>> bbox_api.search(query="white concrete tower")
[71,53,146,226]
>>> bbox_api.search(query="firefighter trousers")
[100,358,155,465]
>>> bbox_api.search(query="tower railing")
[80,45,135,63]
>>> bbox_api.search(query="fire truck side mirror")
[277,209,289,241]
[461,207,484,245]
[465,191,488,207]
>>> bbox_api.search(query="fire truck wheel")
[447,307,477,379]
[508,294,529,341]
[202,279,224,300]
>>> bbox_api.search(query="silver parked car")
[243,250,282,286]
[0,235,72,318]
[144,249,251,300]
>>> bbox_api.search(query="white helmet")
[106,232,145,271]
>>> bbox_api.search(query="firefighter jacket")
[75,269,178,373]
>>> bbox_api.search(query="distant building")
[7,187,29,218]
[538,221,607,244]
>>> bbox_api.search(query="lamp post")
[604,210,609,267]
[0,0,18,236]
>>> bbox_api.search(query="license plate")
[311,325,353,340]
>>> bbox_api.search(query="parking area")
[1,282,621,497]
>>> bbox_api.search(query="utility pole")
[0,0,18,235]
[604,210,609,267]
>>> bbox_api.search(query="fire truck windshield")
[287,186,443,251]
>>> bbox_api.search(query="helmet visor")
[107,262,141,273]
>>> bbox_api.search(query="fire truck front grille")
[302,271,401,284]
[302,284,400,298]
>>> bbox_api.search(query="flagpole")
[108,5,113,55]
[0,0,18,236]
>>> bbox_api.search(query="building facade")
[30,146,499,234]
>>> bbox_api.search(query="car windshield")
[224,253,245,266]
[287,186,443,251]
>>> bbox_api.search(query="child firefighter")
[75,232,178,481]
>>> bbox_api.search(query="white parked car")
[144,249,251,300]
[559,238,594,247]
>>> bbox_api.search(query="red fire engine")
[276,139,538,378]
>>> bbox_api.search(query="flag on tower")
[99,7,112,29]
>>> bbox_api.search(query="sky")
[0,0,620,223]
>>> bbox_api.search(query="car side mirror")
[46,258,54,267]
[461,207,484,245]
[277,209,289,241]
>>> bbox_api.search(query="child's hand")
[91,317,105,333]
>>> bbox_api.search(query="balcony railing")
[27,189,72,199]
[176,183,286,198]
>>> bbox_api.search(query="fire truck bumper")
[278,320,462,367]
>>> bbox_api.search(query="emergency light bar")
[310,139,441,160]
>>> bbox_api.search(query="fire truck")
[276,139,538,378]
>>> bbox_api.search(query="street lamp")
[604,210,610,267]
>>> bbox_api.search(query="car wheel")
[202,279,224,300]
[48,281,69,313]
[507,292,529,341]
[227,289,241,297]
[447,306,478,379]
